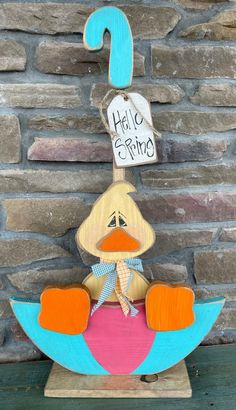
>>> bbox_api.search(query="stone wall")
[0,0,236,362]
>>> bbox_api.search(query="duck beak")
[97,227,140,252]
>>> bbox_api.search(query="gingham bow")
[91,258,143,316]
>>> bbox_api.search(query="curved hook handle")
[83,7,133,89]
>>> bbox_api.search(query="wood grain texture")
[0,345,234,408]
[83,302,155,374]
[133,297,224,375]
[10,297,224,375]
[38,285,91,335]
[146,281,195,331]
[76,181,156,262]
[113,161,125,182]
[44,360,191,398]
[97,227,140,252]
[83,7,133,88]
[10,299,109,375]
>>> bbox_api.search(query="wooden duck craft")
[10,181,225,375]
[10,6,224,379]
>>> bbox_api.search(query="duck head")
[76,181,155,261]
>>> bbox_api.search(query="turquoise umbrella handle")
[83,6,133,89]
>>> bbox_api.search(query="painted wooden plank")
[44,360,191,398]
[188,344,236,366]
[84,7,133,88]
[0,345,236,409]
[0,345,234,389]
[2,391,236,410]
[0,360,51,389]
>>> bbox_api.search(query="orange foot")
[38,285,91,335]
[145,281,195,331]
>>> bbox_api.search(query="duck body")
[10,296,224,375]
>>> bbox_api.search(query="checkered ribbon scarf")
[91,258,143,316]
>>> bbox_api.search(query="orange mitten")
[38,285,90,335]
[146,281,195,331]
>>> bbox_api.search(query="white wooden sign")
[107,93,157,167]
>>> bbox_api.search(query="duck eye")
[119,216,127,227]
[108,216,116,227]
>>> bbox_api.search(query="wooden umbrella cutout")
[9,6,225,398]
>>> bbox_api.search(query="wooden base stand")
[44,360,192,398]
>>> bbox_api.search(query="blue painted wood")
[10,299,109,375]
[132,297,225,375]
[10,296,224,375]
[84,7,133,89]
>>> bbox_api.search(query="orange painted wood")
[146,282,195,332]
[38,285,91,335]
[97,227,140,252]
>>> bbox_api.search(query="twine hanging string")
[99,88,162,140]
